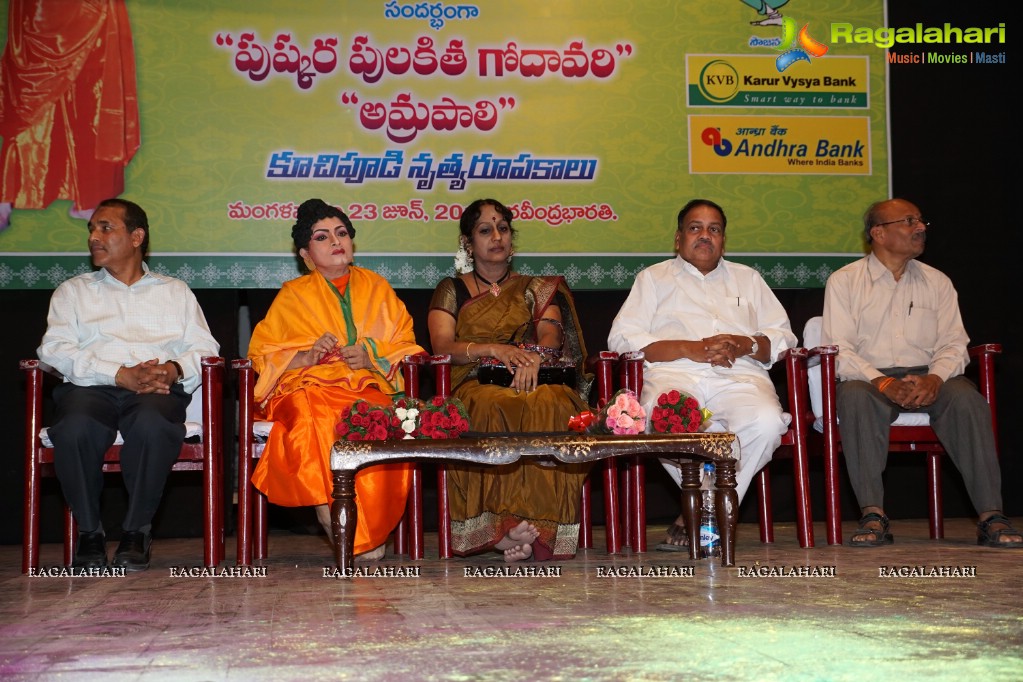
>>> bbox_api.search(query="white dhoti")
[641,366,788,503]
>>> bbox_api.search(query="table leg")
[715,459,739,567]
[331,469,357,576]
[679,461,701,561]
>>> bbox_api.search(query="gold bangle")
[466,342,474,361]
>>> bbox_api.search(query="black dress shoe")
[72,530,108,569]
[112,530,152,572]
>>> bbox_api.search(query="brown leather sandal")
[848,512,894,547]
[977,514,1023,548]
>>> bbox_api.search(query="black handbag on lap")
[476,346,577,388]
[475,322,577,388]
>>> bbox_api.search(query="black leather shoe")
[112,530,152,572]
[72,530,108,569]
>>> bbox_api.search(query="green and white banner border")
[0,253,861,290]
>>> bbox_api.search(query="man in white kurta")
[608,200,796,539]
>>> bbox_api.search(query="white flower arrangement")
[394,402,420,439]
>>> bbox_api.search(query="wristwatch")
[169,360,185,384]
[747,336,760,357]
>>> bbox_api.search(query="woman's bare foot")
[315,505,387,559]
[356,544,386,562]
[494,520,539,562]
[314,504,333,544]
[502,543,533,562]
[494,520,539,550]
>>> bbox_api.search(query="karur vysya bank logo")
[699,17,828,157]
[775,17,829,71]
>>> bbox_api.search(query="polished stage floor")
[1,517,1021,681]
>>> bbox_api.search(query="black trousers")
[48,384,190,534]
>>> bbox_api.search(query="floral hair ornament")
[650,389,712,434]
[454,239,474,274]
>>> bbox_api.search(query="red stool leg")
[437,464,452,559]
[602,458,621,554]
[629,456,646,552]
[757,467,774,543]
[408,465,424,560]
[64,506,76,567]
[579,476,593,549]
[256,493,268,560]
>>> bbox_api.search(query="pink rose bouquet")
[591,389,646,435]
[650,389,712,434]
[336,400,397,441]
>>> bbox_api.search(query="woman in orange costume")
[248,198,423,560]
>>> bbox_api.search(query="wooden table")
[330,431,737,575]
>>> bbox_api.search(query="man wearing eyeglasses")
[821,198,1021,548]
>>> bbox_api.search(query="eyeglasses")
[875,216,930,229]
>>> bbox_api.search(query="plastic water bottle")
[699,462,721,558]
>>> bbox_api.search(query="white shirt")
[608,256,796,374]
[821,253,969,382]
[37,265,220,394]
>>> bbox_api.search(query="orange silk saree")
[248,267,423,554]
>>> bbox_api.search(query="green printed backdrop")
[0,0,887,289]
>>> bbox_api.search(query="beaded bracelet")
[537,317,564,333]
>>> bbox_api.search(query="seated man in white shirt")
[608,199,796,550]
[37,198,220,571]
[822,198,1021,548]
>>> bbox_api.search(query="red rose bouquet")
[650,389,712,434]
[417,395,471,439]
[336,400,397,441]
